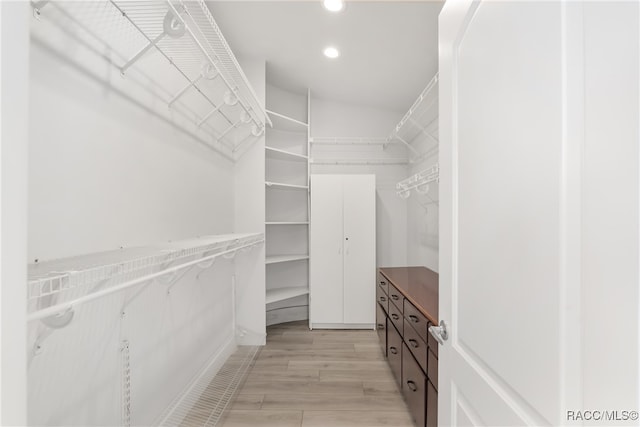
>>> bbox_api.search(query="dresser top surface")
[379,266,439,324]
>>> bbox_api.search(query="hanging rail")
[397,163,439,198]
[27,233,264,323]
[34,0,269,154]
[110,0,269,135]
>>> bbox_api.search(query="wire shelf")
[33,1,268,159]
[158,345,260,426]
[387,73,439,158]
[397,163,439,198]
[28,233,264,318]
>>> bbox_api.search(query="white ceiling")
[206,1,444,112]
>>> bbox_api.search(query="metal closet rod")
[165,1,267,130]
[33,1,239,159]
[111,0,266,133]
[27,239,264,323]
[397,164,440,196]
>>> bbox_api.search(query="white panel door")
[438,1,581,425]
[310,175,344,324]
[343,175,376,324]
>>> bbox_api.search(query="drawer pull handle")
[377,323,385,329]
[407,380,418,392]
[389,346,398,355]
[409,315,420,323]
[379,281,387,287]
[408,338,419,348]
[391,314,399,320]
[380,296,386,302]
[391,295,399,301]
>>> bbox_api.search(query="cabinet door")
[387,322,403,387]
[343,175,376,324]
[309,175,344,324]
[376,303,387,356]
[403,343,427,427]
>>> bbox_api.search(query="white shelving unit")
[264,95,311,325]
[32,0,270,160]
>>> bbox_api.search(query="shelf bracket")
[31,0,50,19]
[217,120,241,141]
[168,62,220,108]
[30,307,75,359]
[392,135,421,159]
[120,10,186,75]
[197,104,224,127]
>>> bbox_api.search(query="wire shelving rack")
[32,0,270,160]
[28,233,264,323]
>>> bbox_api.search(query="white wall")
[29,35,234,262]
[581,1,639,415]
[26,6,249,425]
[1,2,29,425]
[266,84,307,123]
[234,57,266,344]
[310,96,408,267]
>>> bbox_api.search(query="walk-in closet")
[1,1,638,426]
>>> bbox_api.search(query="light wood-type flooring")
[219,320,414,427]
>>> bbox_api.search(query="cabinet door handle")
[406,380,418,392]
[409,315,419,323]
[379,281,386,287]
[380,296,386,302]
[408,338,419,348]
[377,323,385,329]
[391,294,399,301]
[391,313,399,320]
[389,346,398,355]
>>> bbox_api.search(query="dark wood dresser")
[377,267,438,427]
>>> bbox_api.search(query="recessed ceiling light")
[323,46,340,59]
[323,0,344,12]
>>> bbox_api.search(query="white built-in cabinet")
[309,174,376,329]
[264,95,311,326]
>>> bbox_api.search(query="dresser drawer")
[377,273,389,295]
[402,343,426,427]
[376,303,387,356]
[427,321,439,357]
[388,283,403,310]
[376,284,389,314]
[427,379,438,427]
[387,322,403,387]
[404,318,427,374]
[404,299,428,341]
[388,300,403,336]
[428,348,438,389]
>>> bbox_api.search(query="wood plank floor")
[219,321,414,427]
